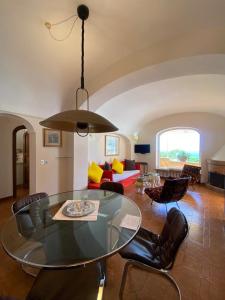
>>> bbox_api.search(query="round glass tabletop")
[1,190,141,268]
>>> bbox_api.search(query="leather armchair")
[119,208,188,299]
[12,192,48,213]
[12,192,50,276]
[180,164,201,187]
[12,193,50,238]
[145,177,189,211]
[26,262,102,300]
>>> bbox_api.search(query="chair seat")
[26,263,101,300]
[120,227,166,269]
[119,208,188,299]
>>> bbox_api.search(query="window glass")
[158,129,200,168]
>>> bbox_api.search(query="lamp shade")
[39,110,118,133]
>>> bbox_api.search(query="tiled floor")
[0,184,224,299]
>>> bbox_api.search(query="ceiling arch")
[96,72,225,134]
[0,112,35,133]
[0,1,225,119]
[89,29,225,98]
[91,54,225,111]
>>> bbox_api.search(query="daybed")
[88,161,140,189]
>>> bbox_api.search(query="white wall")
[212,145,225,161]
[135,112,225,182]
[88,133,131,164]
[35,125,74,195]
[16,129,26,149]
[0,113,74,199]
[73,135,88,190]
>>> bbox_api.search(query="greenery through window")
[158,129,200,168]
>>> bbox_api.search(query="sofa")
[88,161,140,189]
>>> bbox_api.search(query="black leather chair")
[119,208,188,299]
[12,192,50,237]
[100,181,124,276]
[180,164,201,189]
[12,192,48,213]
[145,177,189,212]
[26,263,103,300]
[100,181,124,195]
[12,193,50,276]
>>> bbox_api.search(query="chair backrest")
[159,208,188,269]
[159,177,189,203]
[100,182,124,195]
[12,192,50,238]
[181,164,201,184]
[12,192,48,214]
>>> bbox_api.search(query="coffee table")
[135,173,161,194]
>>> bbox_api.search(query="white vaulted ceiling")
[97,73,225,134]
[0,0,225,127]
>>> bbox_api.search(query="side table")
[136,162,148,174]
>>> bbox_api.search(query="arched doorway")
[0,113,36,199]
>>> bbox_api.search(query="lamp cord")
[81,19,85,89]
[51,14,77,26]
[46,15,78,42]
[76,18,89,111]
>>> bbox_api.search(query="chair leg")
[119,261,132,300]
[176,201,180,210]
[165,203,168,214]
[98,262,105,300]
[151,199,153,205]
[162,271,181,300]
[119,260,181,300]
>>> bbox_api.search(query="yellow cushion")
[88,162,103,183]
[112,159,124,174]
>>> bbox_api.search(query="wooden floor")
[0,184,224,299]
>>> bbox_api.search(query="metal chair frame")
[151,198,181,214]
[119,210,189,300]
[11,193,48,277]
[148,177,189,214]
[119,259,181,300]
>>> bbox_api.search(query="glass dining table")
[1,190,141,271]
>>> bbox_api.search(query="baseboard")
[205,183,224,193]
[0,194,13,201]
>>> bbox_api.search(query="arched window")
[157,128,200,169]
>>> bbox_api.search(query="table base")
[22,264,40,277]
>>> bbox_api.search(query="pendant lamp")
[40,5,118,136]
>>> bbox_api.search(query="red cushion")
[88,182,101,189]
